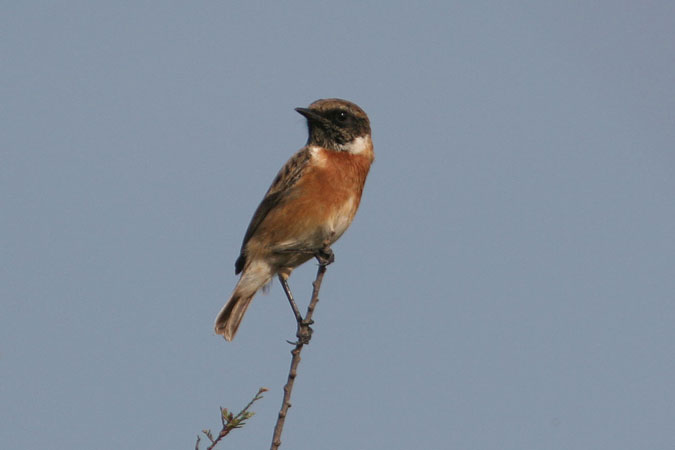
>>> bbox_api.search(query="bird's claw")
[315,246,335,266]
[297,320,314,344]
[286,319,315,345]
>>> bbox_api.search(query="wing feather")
[235,147,312,274]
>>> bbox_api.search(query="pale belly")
[272,194,357,256]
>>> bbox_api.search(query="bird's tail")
[214,260,273,341]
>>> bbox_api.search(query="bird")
[214,98,374,341]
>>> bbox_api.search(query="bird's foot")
[287,319,314,345]
[297,320,314,344]
[315,246,334,266]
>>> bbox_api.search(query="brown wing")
[235,147,312,274]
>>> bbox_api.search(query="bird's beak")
[295,107,323,122]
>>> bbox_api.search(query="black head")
[295,98,371,151]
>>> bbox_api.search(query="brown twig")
[270,251,330,450]
[196,387,267,450]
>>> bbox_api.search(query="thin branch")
[196,387,267,450]
[270,251,330,450]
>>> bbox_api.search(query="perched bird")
[215,98,374,341]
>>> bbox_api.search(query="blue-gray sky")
[2,2,674,449]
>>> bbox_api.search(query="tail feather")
[214,293,255,341]
[214,259,273,341]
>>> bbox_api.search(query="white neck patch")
[338,135,371,154]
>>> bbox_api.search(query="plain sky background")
[2,1,674,449]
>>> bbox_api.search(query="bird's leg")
[275,239,335,267]
[278,274,314,345]
[278,274,303,324]
[277,240,334,345]
[275,248,314,255]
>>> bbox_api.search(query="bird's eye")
[334,111,349,124]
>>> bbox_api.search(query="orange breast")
[245,145,373,268]
[301,148,373,229]
[267,147,372,245]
